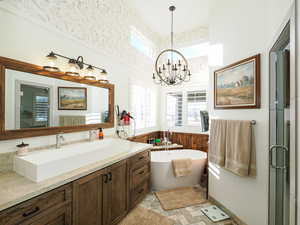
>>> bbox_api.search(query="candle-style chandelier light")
[152,6,191,86]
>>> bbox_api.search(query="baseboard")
[208,195,248,225]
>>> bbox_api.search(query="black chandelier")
[152,6,191,86]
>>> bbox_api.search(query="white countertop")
[0,138,152,211]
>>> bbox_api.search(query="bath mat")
[155,186,207,210]
[118,206,175,225]
[201,205,230,222]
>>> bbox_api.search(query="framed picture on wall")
[214,54,261,109]
[58,87,87,110]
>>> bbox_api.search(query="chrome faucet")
[56,133,65,149]
[89,130,98,142]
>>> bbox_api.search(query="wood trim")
[0,56,115,140]
[0,65,5,133]
[214,54,261,109]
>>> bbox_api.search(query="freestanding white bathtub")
[151,150,207,191]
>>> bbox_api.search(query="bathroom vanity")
[0,145,151,225]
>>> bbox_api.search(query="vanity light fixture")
[43,52,59,72]
[43,51,108,81]
[66,58,80,76]
[84,65,96,80]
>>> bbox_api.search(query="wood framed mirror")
[0,56,114,140]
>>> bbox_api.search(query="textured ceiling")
[128,0,210,37]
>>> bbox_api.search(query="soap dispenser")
[98,128,104,140]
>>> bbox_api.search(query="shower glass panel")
[269,23,291,225]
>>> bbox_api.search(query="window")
[130,26,155,59]
[187,91,207,126]
[166,92,183,127]
[130,85,156,130]
[165,90,207,128]
[178,42,210,59]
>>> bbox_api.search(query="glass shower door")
[269,47,290,225]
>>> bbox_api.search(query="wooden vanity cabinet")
[0,149,151,225]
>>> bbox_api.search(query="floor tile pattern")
[139,193,239,225]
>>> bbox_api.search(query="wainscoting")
[128,131,209,152]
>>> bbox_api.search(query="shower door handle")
[269,145,288,170]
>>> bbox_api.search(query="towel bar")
[251,120,256,125]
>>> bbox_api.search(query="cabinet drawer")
[130,181,149,208]
[129,150,150,169]
[131,164,150,188]
[19,203,72,225]
[0,184,72,225]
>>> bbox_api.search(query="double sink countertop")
[0,138,152,211]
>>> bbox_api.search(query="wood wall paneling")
[129,131,209,152]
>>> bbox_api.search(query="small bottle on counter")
[98,128,104,140]
[16,142,29,156]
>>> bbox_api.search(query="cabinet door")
[105,160,128,225]
[73,169,107,225]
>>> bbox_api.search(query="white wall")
[0,1,161,153]
[208,1,293,225]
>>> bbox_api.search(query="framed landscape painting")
[214,54,261,109]
[58,87,87,110]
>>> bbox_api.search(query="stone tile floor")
[139,192,239,225]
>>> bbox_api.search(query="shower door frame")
[268,3,297,225]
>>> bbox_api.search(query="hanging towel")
[225,120,256,177]
[172,158,193,177]
[208,119,227,167]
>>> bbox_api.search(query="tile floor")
[139,192,239,225]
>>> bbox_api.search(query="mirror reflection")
[5,69,109,130]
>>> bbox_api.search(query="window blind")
[166,92,183,127]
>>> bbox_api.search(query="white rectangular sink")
[14,139,131,182]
